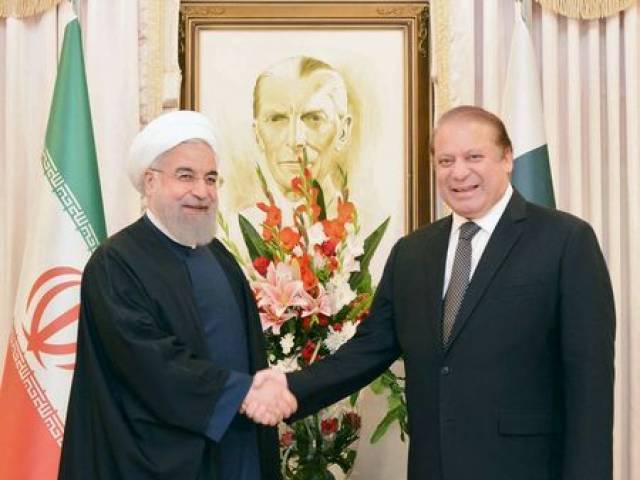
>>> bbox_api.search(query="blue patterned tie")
[442,221,481,346]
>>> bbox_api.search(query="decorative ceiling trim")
[0,0,64,18]
[535,0,636,19]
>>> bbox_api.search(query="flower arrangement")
[218,155,407,479]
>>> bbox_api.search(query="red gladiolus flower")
[279,227,301,251]
[297,253,311,268]
[257,202,282,228]
[306,188,321,222]
[321,418,339,436]
[343,412,361,430]
[301,266,317,290]
[253,256,270,276]
[297,256,317,290]
[310,204,321,222]
[280,431,295,447]
[291,176,304,194]
[337,200,356,224]
[301,340,317,362]
[327,257,339,272]
[302,317,312,330]
[332,322,343,332]
[262,227,273,241]
[323,219,345,242]
[320,239,337,257]
[318,314,329,327]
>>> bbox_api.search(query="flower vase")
[279,398,361,480]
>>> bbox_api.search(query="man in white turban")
[59,111,297,480]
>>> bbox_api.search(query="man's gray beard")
[154,201,217,246]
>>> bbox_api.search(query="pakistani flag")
[502,4,555,208]
[0,18,106,479]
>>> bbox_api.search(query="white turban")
[128,110,220,193]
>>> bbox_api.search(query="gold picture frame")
[180,1,433,258]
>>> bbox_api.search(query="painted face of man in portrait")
[253,57,353,196]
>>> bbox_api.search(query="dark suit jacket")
[59,218,280,480]
[288,190,615,480]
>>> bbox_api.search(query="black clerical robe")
[58,217,280,480]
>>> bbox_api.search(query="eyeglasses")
[148,168,224,188]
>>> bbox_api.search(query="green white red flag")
[0,18,106,479]
[502,3,556,208]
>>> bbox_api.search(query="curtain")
[0,5,62,379]
[0,0,140,377]
[433,1,640,479]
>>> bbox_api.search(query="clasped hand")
[241,369,297,426]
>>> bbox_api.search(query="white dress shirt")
[442,184,513,298]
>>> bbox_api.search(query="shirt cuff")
[204,371,252,442]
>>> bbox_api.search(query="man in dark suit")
[247,105,615,480]
[59,111,296,480]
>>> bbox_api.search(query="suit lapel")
[445,191,528,353]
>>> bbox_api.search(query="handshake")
[240,369,298,426]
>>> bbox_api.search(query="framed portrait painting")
[180,1,432,277]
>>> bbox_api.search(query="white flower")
[273,355,300,373]
[280,333,295,355]
[345,236,364,257]
[341,237,364,273]
[326,273,357,315]
[345,222,357,236]
[312,249,326,270]
[292,245,303,257]
[307,222,328,246]
[324,321,359,353]
[341,255,361,275]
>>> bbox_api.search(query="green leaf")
[370,406,402,444]
[349,391,360,407]
[387,394,402,410]
[367,368,410,443]
[255,163,272,200]
[312,179,327,221]
[369,376,385,394]
[380,369,397,387]
[216,210,230,237]
[354,272,372,294]
[345,448,357,465]
[217,212,250,265]
[239,214,269,261]
[343,294,372,324]
[349,217,390,292]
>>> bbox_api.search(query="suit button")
[441,366,451,375]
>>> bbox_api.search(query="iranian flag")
[0,18,106,479]
[502,3,555,208]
